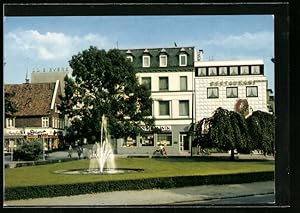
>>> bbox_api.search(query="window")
[179,100,189,116]
[126,55,133,62]
[157,133,172,146]
[229,66,238,75]
[208,67,217,76]
[159,77,169,91]
[251,65,260,74]
[42,117,49,127]
[159,55,167,67]
[179,54,187,66]
[6,118,15,128]
[246,86,258,97]
[207,87,219,98]
[141,77,151,90]
[140,133,154,146]
[226,87,238,98]
[241,66,249,75]
[143,55,150,67]
[180,76,187,91]
[159,101,170,116]
[219,67,228,76]
[198,67,207,76]
[123,137,137,147]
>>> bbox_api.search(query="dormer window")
[160,55,167,67]
[179,54,187,66]
[126,50,134,62]
[126,55,133,62]
[143,55,150,67]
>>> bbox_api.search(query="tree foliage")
[5,91,18,117]
[59,46,154,143]
[13,140,43,161]
[246,111,275,155]
[194,107,275,159]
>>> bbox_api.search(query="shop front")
[116,125,192,156]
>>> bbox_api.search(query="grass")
[5,158,274,188]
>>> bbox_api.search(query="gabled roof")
[4,81,61,117]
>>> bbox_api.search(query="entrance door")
[179,133,189,152]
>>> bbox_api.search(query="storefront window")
[122,137,137,147]
[157,133,172,146]
[140,133,154,146]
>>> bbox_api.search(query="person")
[68,145,72,158]
[161,143,168,157]
[77,146,83,160]
[153,143,167,157]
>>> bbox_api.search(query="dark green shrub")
[13,140,43,161]
[5,171,274,200]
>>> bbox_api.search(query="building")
[117,47,196,156]
[4,81,65,152]
[194,59,269,122]
[267,89,275,114]
[31,67,70,96]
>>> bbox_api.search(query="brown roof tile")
[4,83,56,116]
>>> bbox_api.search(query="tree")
[246,111,275,155]
[194,107,250,160]
[59,46,154,143]
[5,91,18,116]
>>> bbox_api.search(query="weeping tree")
[194,107,250,160]
[246,111,275,155]
[59,46,154,144]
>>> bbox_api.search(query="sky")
[3,15,274,90]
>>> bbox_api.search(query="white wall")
[137,71,194,126]
[195,75,268,122]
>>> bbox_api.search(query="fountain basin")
[54,168,144,175]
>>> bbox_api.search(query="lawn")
[5,158,274,188]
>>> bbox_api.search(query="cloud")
[6,30,110,61]
[202,31,274,50]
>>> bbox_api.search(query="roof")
[194,59,264,67]
[4,82,60,117]
[120,46,195,72]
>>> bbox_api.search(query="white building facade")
[117,47,196,156]
[194,59,269,122]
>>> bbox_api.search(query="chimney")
[198,50,204,61]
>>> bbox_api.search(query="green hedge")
[5,171,274,200]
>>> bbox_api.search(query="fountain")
[88,115,116,174]
[54,115,143,175]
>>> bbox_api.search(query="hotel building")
[194,59,269,122]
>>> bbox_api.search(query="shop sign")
[27,129,48,135]
[6,130,24,135]
[210,80,255,87]
[141,125,172,132]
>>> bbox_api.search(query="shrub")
[13,140,43,161]
[5,171,274,200]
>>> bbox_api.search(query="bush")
[13,140,43,161]
[5,171,274,200]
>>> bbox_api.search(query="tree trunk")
[230,149,235,161]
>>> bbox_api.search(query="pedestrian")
[68,145,72,158]
[161,143,168,157]
[77,146,83,160]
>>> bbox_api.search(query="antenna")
[25,57,29,83]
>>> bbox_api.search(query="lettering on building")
[209,80,255,87]
[141,125,172,132]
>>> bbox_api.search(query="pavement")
[4,181,274,206]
